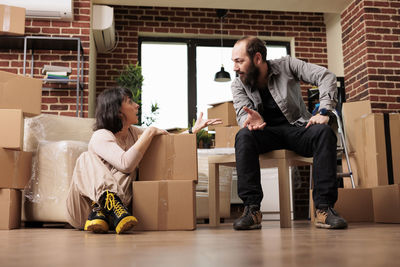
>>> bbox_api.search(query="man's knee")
[312,124,337,143]
[235,127,254,147]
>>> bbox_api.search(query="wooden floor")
[1,221,400,267]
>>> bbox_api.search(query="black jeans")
[234,123,338,209]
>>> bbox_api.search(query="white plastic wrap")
[23,140,88,222]
[24,114,95,152]
[22,114,94,222]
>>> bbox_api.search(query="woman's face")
[120,96,139,126]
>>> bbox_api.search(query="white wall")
[324,13,345,77]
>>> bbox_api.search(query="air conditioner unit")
[92,5,116,53]
[0,0,73,21]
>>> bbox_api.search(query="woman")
[66,87,221,234]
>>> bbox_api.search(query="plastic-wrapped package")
[23,140,88,222]
[22,114,94,222]
[24,114,95,152]
[196,149,233,219]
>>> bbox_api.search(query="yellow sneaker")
[103,191,138,234]
[84,209,109,234]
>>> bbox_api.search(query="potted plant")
[196,128,214,148]
[115,63,159,126]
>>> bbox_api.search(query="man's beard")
[240,61,260,88]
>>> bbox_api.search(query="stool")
[208,149,312,228]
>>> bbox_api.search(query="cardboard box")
[372,185,400,223]
[310,188,374,222]
[0,148,32,189]
[207,101,238,130]
[215,126,240,148]
[0,189,22,230]
[132,180,196,230]
[0,70,42,116]
[359,113,388,187]
[341,100,371,153]
[0,109,24,150]
[139,134,198,181]
[389,114,400,184]
[0,5,25,36]
[335,188,374,222]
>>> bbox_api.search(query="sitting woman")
[66,87,221,234]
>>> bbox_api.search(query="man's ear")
[254,52,263,65]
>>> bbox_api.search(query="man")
[231,36,347,230]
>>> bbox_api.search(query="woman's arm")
[89,127,167,173]
[132,126,168,154]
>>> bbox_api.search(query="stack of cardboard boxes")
[339,100,400,223]
[0,71,42,229]
[311,100,400,223]
[207,101,240,148]
[133,134,198,230]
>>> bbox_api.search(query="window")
[141,42,188,129]
[140,38,290,129]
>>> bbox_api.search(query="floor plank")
[0,221,400,267]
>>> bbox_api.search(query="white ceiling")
[92,0,353,14]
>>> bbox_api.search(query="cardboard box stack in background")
[207,101,238,131]
[207,101,240,148]
[338,100,400,223]
[0,71,42,229]
[134,134,197,230]
[0,4,25,36]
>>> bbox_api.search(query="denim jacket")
[231,56,338,127]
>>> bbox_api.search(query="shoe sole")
[116,216,138,234]
[84,219,109,234]
[233,224,262,231]
[315,222,348,229]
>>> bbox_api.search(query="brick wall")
[342,0,400,112]
[0,0,91,117]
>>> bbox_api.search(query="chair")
[207,149,313,228]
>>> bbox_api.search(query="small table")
[208,149,313,228]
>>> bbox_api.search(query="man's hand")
[192,112,223,134]
[305,114,329,128]
[243,106,266,131]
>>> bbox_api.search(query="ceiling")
[92,0,353,14]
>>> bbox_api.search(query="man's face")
[232,41,260,88]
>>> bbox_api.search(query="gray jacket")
[231,56,337,127]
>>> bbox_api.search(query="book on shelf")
[46,71,68,76]
[44,73,69,80]
[42,65,72,74]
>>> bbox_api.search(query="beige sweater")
[88,125,144,174]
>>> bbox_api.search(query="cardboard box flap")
[207,100,233,107]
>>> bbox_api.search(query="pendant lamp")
[214,9,231,82]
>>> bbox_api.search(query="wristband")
[188,127,193,134]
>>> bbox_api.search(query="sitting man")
[231,36,347,230]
